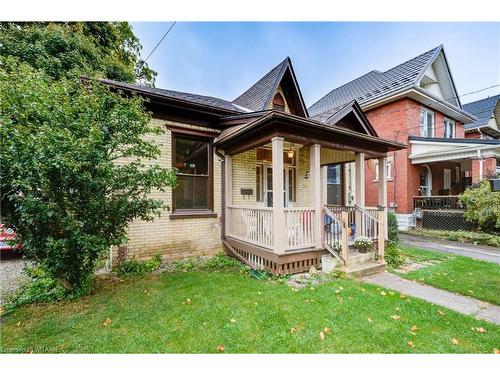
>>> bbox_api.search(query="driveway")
[1,253,29,299]
[400,233,500,264]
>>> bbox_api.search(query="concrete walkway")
[363,272,500,325]
[400,233,500,264]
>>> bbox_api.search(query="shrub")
[384,244,404,269]
[4,267,89,313]
[353,236,373,251]
[460,177,500,231]
[387,211,399,244]
[115,254,162,277]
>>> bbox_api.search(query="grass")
[1,266,499,353]
[406,229,500,248]
[396,246,500,305]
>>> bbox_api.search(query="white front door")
[264,166,292,207]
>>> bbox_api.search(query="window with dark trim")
[272,93,286,111]
[172,133,213,213]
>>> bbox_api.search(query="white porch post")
[272,137,285,254]
[354,152,365,236]
[354,152,366,207]
[310,144,322,248]
[377,157,388,260]
[224,154,232,236]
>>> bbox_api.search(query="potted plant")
[353,236,373,253]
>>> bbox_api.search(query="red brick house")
[309,45,500,229]
[463,94,500,140]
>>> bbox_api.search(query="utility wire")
[143,22,176,63]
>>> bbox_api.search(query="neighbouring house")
[463,94,500,140]
[308,45,500,231]
[102,57,404,275]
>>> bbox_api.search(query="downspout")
[214,147,226,240]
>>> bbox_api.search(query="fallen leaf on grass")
[411,325,418,333]
[182,298,192,305]
[468,290,474,294]
[437,310,445,316]
[338,286,343,291]
[367,317,373,323]
[390,315,400,321]
[395,307,400,311]
[102,318,112,327]
[216,344,225,352]
[400,294,406,299]
[16,321,21,326]
[290,327,297,334]
[361,288,366,292]
[451,338,459,345]
[335,289,340,294]
[230,318,236,323]
[474,327,487,333]
[380,291,387,296]
[408,341,414,348]
[389,291,395,296]
[494,348,499,354]
[143,289,149,294]
[319,331,325,340]
[323,327,332,334]
[310,287,315,290]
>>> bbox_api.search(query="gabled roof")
[322,100,378,137]
[99,78,249,114]
[463,94,500,129]
[232,57,308,117]
[309,45,466,122]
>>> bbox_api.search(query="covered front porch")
[215,105,404,274]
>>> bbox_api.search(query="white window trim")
[420,107,435,138]
[374,158,393,182]
[444,118,456,139]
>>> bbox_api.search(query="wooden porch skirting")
[223,237,328,275]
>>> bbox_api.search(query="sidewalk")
[400,233,500,264]
[363,272,500,325]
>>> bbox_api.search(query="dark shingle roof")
[100,79,248,113]
[232,58,289,111]
[309,46,442,122]
[463,94,500,129]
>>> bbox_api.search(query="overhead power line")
[143,21,176,63]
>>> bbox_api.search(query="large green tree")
[0,59,176,291]
[0,23,174,294]
[0,22,156,84]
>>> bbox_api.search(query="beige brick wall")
[113,118,223,262]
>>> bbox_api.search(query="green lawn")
[2,267,499,353]
[397,246,500,305]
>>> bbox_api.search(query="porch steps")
[321,250,386,278]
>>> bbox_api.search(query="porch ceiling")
[214,110,405,157]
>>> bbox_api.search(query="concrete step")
[345,261,386,278]
[349,251,374,266]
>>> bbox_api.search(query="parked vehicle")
[0,224,21,252]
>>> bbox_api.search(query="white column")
[272,137,285,254]
[354,152,365,207]
[310,144,322,248]
[321,165,328,206]
[378,157,388,244]
[224,154,232,237]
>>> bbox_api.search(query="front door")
[264,166,292,207]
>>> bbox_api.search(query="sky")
[131,22,500,106]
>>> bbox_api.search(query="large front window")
[326,164,343,205]
[420,108,435,137]
[173,134,212,211]
[444,118,455,138]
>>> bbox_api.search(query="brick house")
[463,94,500,140]
[309,45,500,230]
[102,58,404,275]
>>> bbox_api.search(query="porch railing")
[413,196,463,210]
[323,205,385,267]
[284,207,315,250]
[226,206,274,249]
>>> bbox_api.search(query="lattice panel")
[420,210,474,231]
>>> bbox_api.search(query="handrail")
[354,204,379,223]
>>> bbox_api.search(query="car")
[0,223,21,252]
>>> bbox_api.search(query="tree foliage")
[460,177,500,232]
[0,59,176,291]
[0,22,156,85]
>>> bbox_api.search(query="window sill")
[170,211,218,220]
[373,179,394,183]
